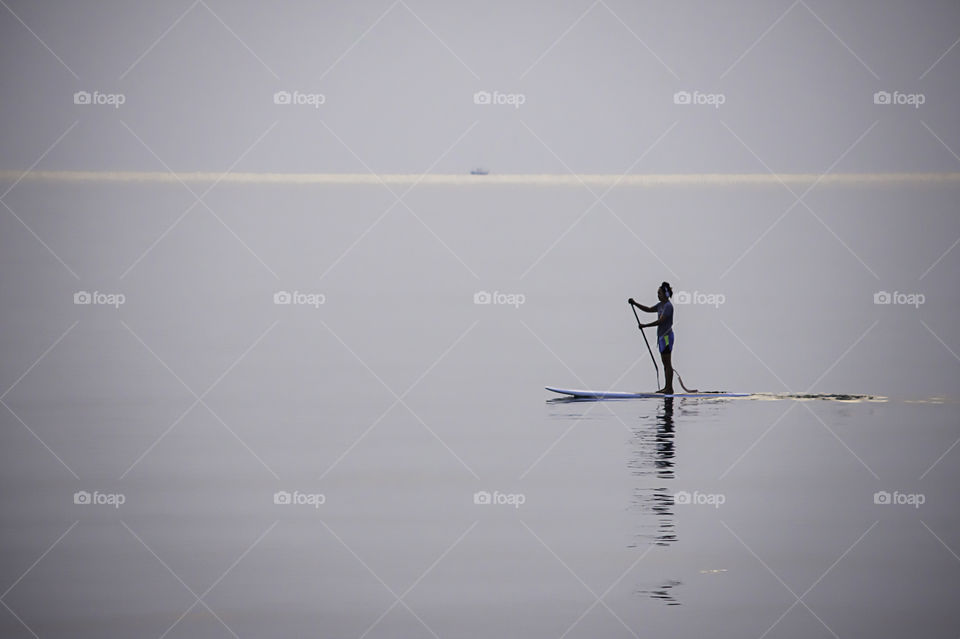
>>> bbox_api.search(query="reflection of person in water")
[631,398,678,549]
[650,398,677,546]
[654,397,675,480]
[632,398,683,604]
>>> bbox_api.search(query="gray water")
[1,181,958,638]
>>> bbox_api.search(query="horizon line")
[2,170,959,186]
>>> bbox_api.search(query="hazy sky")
[1,0,959,174]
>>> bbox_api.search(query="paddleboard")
[546,386,749,399]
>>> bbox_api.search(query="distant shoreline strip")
[2,171,959,186]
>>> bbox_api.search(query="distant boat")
[470,168,489,175]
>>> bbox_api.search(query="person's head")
[658,281,672,302]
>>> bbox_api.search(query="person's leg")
[661,349,674,394]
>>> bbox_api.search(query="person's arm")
[628,298,657,313]
[640,302,671,329]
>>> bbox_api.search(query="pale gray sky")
[1,0,958,174]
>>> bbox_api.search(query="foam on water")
[745,392,888,402]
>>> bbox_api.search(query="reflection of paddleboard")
[545,387,748,399]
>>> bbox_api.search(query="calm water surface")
[1,182,957,637]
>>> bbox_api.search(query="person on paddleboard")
[628,282,675,394]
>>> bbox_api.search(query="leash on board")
[630,302,698,393]
[673,371,698,393]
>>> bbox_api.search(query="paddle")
[630,303,660,391]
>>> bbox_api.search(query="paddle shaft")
[631,304,660,390]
